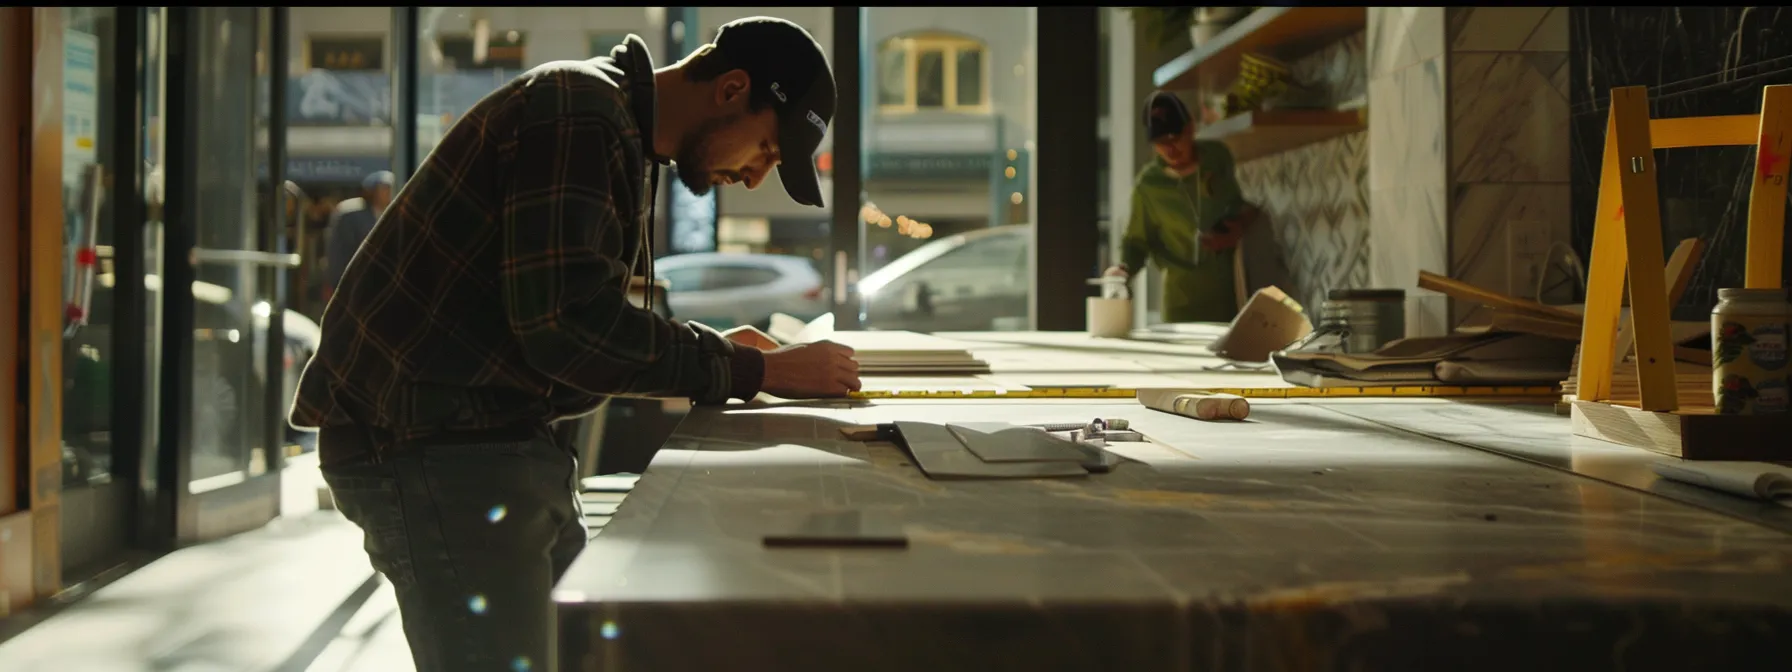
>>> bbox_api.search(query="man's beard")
[672,114,738,196]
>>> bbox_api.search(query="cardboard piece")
[1209,286,1312,363]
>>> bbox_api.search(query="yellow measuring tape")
[847,385,1560,400]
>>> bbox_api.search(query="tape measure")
[846,385,1560,400]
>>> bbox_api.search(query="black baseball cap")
[1143,91,1192,141]
[712,17,836,208]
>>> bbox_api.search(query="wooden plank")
[27,7,63,599]
[1745,85,1791,288]
[1571,400,1792,461]
[1613,237,1704,361]
[1196,108,1365,163]
[1415,271,1583,323]
[1648,115,1761,149]
[1576,110,1629,402]
[1609,86,1678,412]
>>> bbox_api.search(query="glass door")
[54,5,146,579]
[164,6,289,543]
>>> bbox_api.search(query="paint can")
[1711,288,1790,415]
[1322,289,1407,353]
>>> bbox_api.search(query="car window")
[702,265,781,291]
[917,234,1025,277]
[660,268,704,292]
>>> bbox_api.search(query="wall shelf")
[1197,109,1365,163]
[1153,7,1367,93]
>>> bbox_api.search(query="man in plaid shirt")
[290,17,856,670]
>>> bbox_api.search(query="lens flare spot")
[468,594,488,614]
[601,621,620,640]
[511,656,533,671]
[487,505,508,523]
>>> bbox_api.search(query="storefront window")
[859,8,1035,332]
[59,7,118,490]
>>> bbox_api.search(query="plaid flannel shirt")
[289,58,763,445]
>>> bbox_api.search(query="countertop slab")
[554,399,1792,671]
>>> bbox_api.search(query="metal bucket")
[1322,289,1407,353]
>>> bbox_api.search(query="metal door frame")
[158,6,292,546]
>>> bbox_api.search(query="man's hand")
[721,325,781,352]
[761,341,861,399]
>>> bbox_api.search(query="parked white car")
[654,253,829,330]
[858,224,1031,333]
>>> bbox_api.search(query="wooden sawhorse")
[1570,84,1791,458]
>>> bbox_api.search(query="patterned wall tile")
[1236,133,1369,317]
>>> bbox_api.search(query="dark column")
[829,7,864,329]
[1033,7,1102,330]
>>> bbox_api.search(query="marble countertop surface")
[553,398,1792,671]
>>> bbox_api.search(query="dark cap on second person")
[712,17,836,208]
[1143,91,1192,141]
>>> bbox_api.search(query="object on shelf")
[1153,7,1366,93]
[1229,52,1291,111]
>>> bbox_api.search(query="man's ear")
[715,69,752,108]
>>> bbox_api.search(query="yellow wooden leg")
[1575,109,1628,403]
[1612,237,1705,361]
[1745,85,1791,289]
[1608,86,1679,412]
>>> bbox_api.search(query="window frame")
[303,33,387,72]
[876,33,991,115]
[437,29,528,70]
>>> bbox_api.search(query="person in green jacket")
[1105,91,1259,323]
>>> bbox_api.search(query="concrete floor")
[0,459,412,671]
[0,450,625,672]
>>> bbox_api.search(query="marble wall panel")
[1442,7,1571,327]
[1449,183,1574,322]
[1369,185,1450,336]
[1368,58,1448,191]
[1368,6,1445,78]
[1448,7,1566,52]
[1568,8,1792,319]
[1451,53,1570,183]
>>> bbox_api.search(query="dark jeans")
[322,430,587,671]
